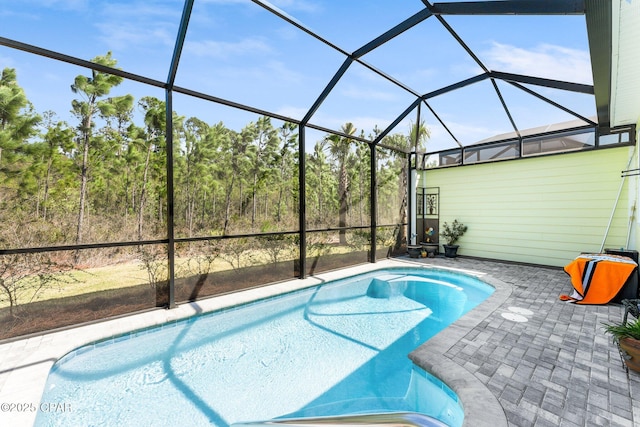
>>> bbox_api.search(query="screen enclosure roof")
[0,0,638,154]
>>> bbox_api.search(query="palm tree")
[326,122,356,244]
[409,119,430,154]
[382,120,430,249]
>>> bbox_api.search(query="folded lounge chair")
[561,253,638,304]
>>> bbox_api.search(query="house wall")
[418,145,637,267]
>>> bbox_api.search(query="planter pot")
[420,242,439,257]
[619,337,640,372]
[443,244,459,258]
[407,245,422,258]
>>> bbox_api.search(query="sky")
[0,0,596,152]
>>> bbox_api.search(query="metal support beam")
[584,0,612,130]
[302,58,353,126]
[0,36,165,89]
[430,1,585,15]
[415,102,423,151]
[422,100,463,148]
[490,71,594,94]
[162,0,194,310]
[167,0,194,87]
[353,8,433,58]
[250,0,349,57]
[374,98,423,147]
[507,81,597,126]
[165,90,176,309]
[432,13,489,73]
[370,143,377,263]
[0,239,169,255]
[298,127,307,278]
[490,79,521,141]
[423,73,489,100]
[251,0,424,104]
[357,60,423,98]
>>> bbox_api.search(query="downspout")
[632,122,640,250]
[600,144,636,252]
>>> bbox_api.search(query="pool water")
[36,267,493,427]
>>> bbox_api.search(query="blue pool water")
[36,267,493,427]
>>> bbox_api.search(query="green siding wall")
[419,146,635,267]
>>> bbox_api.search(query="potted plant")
[440,219,467,258]
[603,318,640,372]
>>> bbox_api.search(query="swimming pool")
[35,267,493,427]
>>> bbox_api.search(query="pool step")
[367,277,408,298]
[367,275,461,299]
[231,411,448,427]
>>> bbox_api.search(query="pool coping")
[405,261,511,427]
[0,258,509,427]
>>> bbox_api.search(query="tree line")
[0,52,426,260]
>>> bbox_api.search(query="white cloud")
[96,22,175,50]
[185,38,273,59]
[100,2,180,20]
[273,25,301,41]
[0,55,17,69]
[484,42,592,84]
[1,0,87,22]
[200,0,252,4]
[445,119,495,141]
[26,0,88,10]
[274,105,309,120]
[340,85,398,102]
[410,67,439,82]
[270,0,321,13]
[263,60,304,83]
[347,116,392,135]
[210,59,304,85]
[424,115,509,151]
[307,110,394,137]
[200,0,320,12]
[95,2,187,51]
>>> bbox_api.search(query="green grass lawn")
[1,257,233,309]
[0,244,367,310]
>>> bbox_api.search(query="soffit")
[611,0,640,128]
